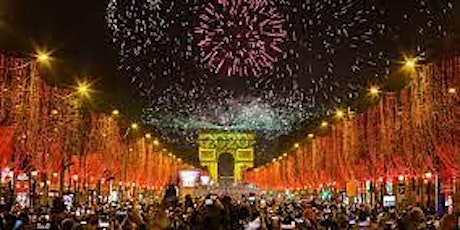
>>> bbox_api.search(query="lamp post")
[122,123,139,191]
[72,174,79,203]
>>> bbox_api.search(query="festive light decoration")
[0,53,187,190]
[245,56,459,190]
[0,127,14,168]
[194,0,286,77]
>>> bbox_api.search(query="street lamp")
[369,86,380,96]
[112,109,120,115]
[404,56,417,70]
[35,50,52,64]
[131,123,139,130]
[335,109,345,119]
[76,81,91,98]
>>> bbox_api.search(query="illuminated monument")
[198,131,255,185]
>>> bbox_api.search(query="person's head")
[409,207,424,223]
[439,214,456,230]
[250,210,260,220]
[304,207,315,220]
[221,195,231,204]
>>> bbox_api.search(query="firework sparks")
[106,0,454,159]
[194,0,286,77]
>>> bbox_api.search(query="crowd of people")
[0,186,459,229]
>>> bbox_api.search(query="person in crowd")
[3,191,460,230]
[439,212,457,230]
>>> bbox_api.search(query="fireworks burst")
[106,0,196,96]
[106,0,454,159]
[194,0,286,77]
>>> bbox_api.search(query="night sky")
[1,0,459,163]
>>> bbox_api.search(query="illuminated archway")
[218,152,235,187]
[198,131,255,183]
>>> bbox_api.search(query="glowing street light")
[76,81,91,97]
[130,123,139,130]
[35,50,51,64]
[153,139,160,146]
[307,133,314,138]
[145,133,152,139]
[294,143,300,148]
[404,57,417,70]
[112,109,120,115]
[369,86,380,96]
[335,109,345,119]
[448,87,457,94]
[321,121,328,128]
